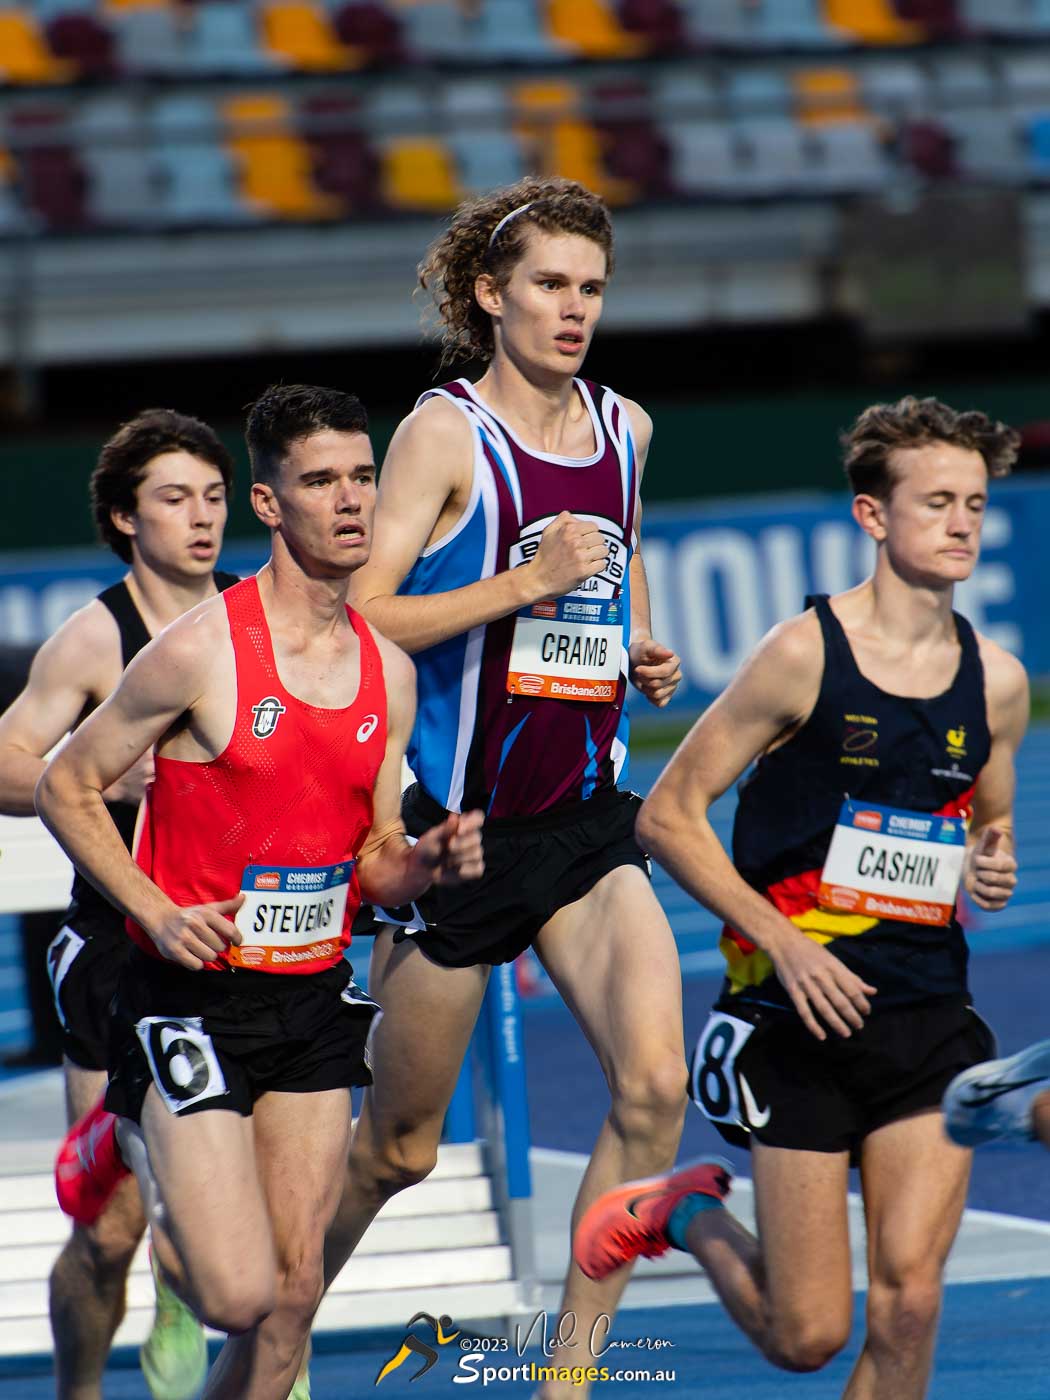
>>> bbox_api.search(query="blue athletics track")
[1,730,1048,1397]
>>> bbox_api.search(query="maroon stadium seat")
[332,1,406,65]
[10,105,89,229]
[44,11,118,79]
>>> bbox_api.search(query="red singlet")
[127,576,387,974]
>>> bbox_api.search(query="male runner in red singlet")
[574,397,1028,1400]
[0,409,234,1400]
[36,385,483,1400]
[323,177,694,1396]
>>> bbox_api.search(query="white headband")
[487,202,534,248]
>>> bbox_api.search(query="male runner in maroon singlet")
[322,177,698,1397]
[574,398,1028,1400]
[37,385,483,1400]
[0,409,234,1400]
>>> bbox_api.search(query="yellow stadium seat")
[261,1,362,71]
[513,81,634,205]
[0,10,75,83]
[103,0,171,12]
[794,68,869,126]
[822,0,924,45]
[544,0,644,58]
[224,94,342,219]
[380,138,460,211]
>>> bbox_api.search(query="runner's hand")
[769,930,876,1041]
[150,894,244,971]
[525,512,608,601]
[412,810,485,887]
[629,638,682,708]
[965,827,1017,912]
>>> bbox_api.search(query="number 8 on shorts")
[690,1012,758,1127]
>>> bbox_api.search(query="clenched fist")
[525,512,608,601]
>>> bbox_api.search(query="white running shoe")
[943,1039,1050,1148]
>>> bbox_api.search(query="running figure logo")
[251,696,286,739]
[375,1313,460,1385]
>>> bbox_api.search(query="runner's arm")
[0,603,112,814]
[355,638,484,902]
[637,613,877,1040]
[621,401,681,708]
[350,398,607,654]
[35,610,242,966]
[964,644,1029,911]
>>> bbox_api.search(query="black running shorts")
[375,784,650,969]
[691,996,996,1156]
[105,949,379,1123]
[47,917,129,1072]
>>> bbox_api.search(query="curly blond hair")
[842,396,1019,499]
[418,177,614,367]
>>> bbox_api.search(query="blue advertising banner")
[0,477,1046,715]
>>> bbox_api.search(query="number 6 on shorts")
[135,1016,228,1115]
[690,1012,757,1126]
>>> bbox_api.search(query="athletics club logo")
[251,696,286,739]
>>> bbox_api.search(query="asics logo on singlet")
[357,714,379,743]
[251,696,286,739]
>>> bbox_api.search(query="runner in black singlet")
[0,410,233,1400]
[573,397,1029,1400]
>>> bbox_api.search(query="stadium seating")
[225,92,343,218]
[0,9,74,83]
[9,103,86,228]
[75,92,155,226]
[299,90,380,209]
[380,134,461,211]
[260,0,360,71]
[0,3,1048,234]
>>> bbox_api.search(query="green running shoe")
[140,1247,208,1400]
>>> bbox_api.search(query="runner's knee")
[196,1268,275,1335]
[352,1128,439,1197]
[768,1317,848,1373]
[866,1275,942,1354]
[610,1053,688,1139]
[66,1216,141,1279]
[276,1252,326,1323]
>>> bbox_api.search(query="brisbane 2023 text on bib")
[819,800,967,927]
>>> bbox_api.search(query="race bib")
[135,1015,228,1115]
[230,860,351,971]
[819,801,967,927]
[690,1012,761,1128]
[507,596,622,703]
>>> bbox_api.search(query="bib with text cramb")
[507,596,623,703]
[229,861,352,971]
[819,801,967,927]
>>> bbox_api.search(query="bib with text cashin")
[229,861,352,970]
[819,801,967,927]
[507,596,622,703]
